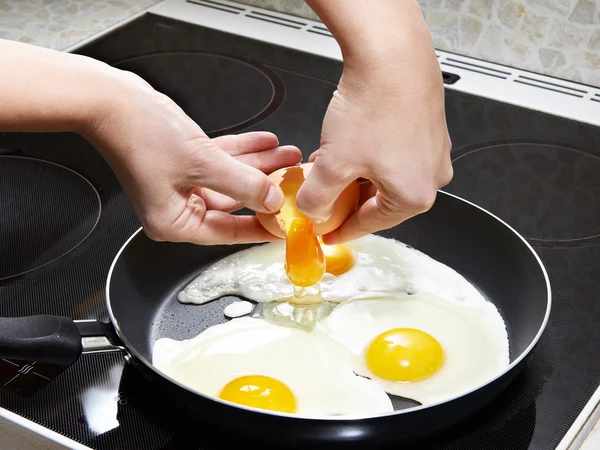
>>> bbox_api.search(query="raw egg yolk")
[365,328,444,383]
[320,239,354,276]
[218,375,297,413]
[277,171,326,288]
[285,217,325,287]
[277,169,354,287]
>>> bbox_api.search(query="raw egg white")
[178,234,484,306]
[317,294,509,405]
[152,317,393,417]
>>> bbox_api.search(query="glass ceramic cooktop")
[2,12,600,450]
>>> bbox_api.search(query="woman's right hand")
[85,72,301,245]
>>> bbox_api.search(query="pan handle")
[0,316,124,366]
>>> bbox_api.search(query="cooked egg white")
[152,317,393,417]
[223,301,254,319]
[317,294,509,405]
[178,234,480,305]
[166,234,510,416]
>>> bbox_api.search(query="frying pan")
[0,191,550,448]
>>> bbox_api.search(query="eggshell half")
[256,163,360,238]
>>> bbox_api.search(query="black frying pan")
[0,191,551,448]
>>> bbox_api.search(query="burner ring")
[0,156,101,280]
[448,141,600,247]
[112,51,285,137]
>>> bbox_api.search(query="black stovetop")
[2,13,600,450]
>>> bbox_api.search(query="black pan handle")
[0,315,82,366]
[0,316,123,366]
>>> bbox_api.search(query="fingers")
[200,145,301,213]
[199,188,242,212]
[189,212,282,245]
[188,141,285,214]
[215,132,301,174]
[213,132,279,156]
[295,155,356,223]
[322,188,437,245]
[144,193,281,245]
[235,145,302,175]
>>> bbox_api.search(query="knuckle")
[376,194,405,218]
[120,70,145,85]
[408,189,438,212]
[326,161,355,184]
[384,185,437,215]
[436,134,454,187]
[439,163,454,187]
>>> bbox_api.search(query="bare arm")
[0,39,301,244]
[305,0,430,66]
[0,39,120,133]
[298,1,453,243]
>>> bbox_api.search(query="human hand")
[85,73,301,245]
[296,2,453,244]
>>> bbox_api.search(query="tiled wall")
[236,0,600,87]
[2,0,597,87]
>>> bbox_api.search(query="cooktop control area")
[2,12,600,450]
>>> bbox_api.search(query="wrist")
[76,64,135,136]
[344,20,434,76]
[310,0,431,72]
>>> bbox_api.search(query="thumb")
[296,156,355,223]
[194,143,284,214]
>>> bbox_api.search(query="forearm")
[305,0,433,70]
[0,39,123,134]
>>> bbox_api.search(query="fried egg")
[178,234,479,306]
[167,234,510,416]
[317,294,509,405]
[152,317,393,417]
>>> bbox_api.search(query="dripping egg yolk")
[218,375,297,413]
[264,164,356,288]
[285,217,325,287]
[365,328,445,383]
[285,222,355,285]
[276,167,325,287]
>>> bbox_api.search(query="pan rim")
[105,190,552,422]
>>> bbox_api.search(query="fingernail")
[264,185,284,213]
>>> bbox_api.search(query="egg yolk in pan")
[365,328,445,383]
[218,375,297,413]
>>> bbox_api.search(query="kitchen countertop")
[0,0,161,51]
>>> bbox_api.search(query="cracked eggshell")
[256,162,360,238]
